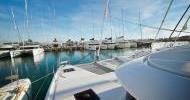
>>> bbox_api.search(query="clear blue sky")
[0,0,189,43]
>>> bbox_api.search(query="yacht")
[65,39,74,50]
[102,37,116,49]
[115,36,131,49]
[52,38,61,51]
[79,38,85,49]
[84,38,99,51]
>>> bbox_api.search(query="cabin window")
[74,89,100,100]
[63,68,75,73]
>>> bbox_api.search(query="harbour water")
[0,48,138,100]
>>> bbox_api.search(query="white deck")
[45,65,126,100]
[45,49,154,100]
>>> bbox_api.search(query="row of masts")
[7,0,190,54]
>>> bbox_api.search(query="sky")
[0,0,189,43]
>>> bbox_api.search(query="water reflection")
[33,53,45,65]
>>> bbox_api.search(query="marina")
[0,0,190,100]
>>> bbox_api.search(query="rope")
[112,17,190,34]
[14,85,28,100]
[169,4,190,38]
[173,15,190,44]
[31,72,54,84]
[33,76,48,100]
[154,0,174,40]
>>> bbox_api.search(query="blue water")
[0,48,137,100]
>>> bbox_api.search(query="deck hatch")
[63,68,75,73]
[74,89,100,100]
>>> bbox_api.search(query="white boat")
[79,38,85,49]
[102,37,116,49]
[0,44,18,58]
[0,79,31,100]
[84,38,99,51]
[116,45,190,100]
[10,50,22,58]
[10,45,44,58]
[115,36,131,49]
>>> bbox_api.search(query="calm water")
[0,48,138,100]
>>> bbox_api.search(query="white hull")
[85,45,97,51]
[107,44,116,49]
[100,44,107,50]
[116,42,131,49]
[129,42,137,48]
[0,51,10,58]
[10,48,44,58]
[10,50,22,58]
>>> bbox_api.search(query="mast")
[91,9,95,39]
[10,8,23,48]
[97,0,109,60]
[108,3,112,40]
[24,0,30,40]
[138,10,143,41]
[121,9,125,37]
